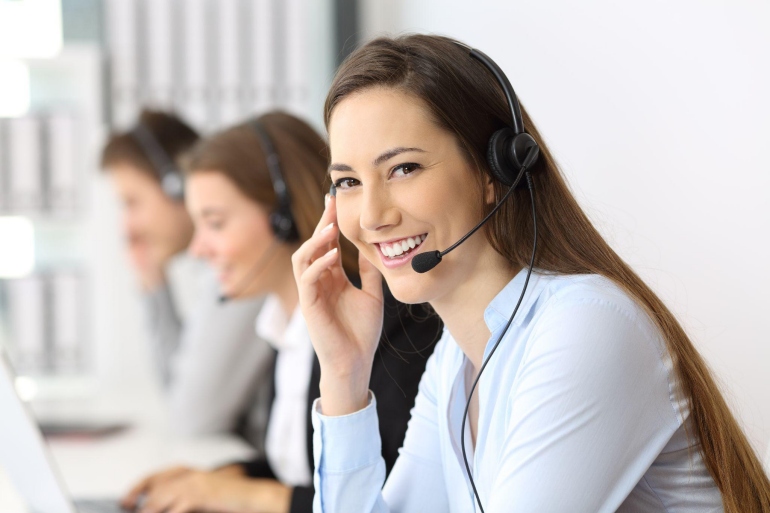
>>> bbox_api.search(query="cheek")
[222,229,253,266]
[233,217,275,264]
[336,197,371,255]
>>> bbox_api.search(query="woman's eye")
[208,220,225,231]
[391,163,422,178]
[333,177,360,190]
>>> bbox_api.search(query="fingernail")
[329,184,337,197]
[326,247,338,257]
[321,222,334,233]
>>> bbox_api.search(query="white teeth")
[379,234,427,259]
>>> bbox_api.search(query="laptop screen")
[0,349,75,513]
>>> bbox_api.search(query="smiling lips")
[376,234,427,259]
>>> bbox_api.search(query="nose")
[188,229,211,260]
[359,182,400,233]
[121,211,137,237]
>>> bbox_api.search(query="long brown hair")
[325,34,770,511]
[183,111,358,275]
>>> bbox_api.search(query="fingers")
[213,463,246,477]
[313,194,338,236]
[292,220,341,283]
[122,476,153,509]
[122,467,192,510]
[299,247,340,291]
[167,502,195,513]
[139,490,178,513]
[358,251,383,300]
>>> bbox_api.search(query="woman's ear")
[485,176,496,205]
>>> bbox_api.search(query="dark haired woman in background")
[100,110,272,448]
[122,111,441,513]
[293,35,770,512]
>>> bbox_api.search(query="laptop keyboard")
[74,499,129,513]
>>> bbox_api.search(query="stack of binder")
[0,114,80,216]
[105,0,310,130]
[0,270,88,376]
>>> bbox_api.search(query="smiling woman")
[328,87,505,307]
[291,34,770,512]
[119,111,443,513]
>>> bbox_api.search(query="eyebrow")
[200,207,226,217]
[328,147,426,173]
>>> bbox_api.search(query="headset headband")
[130,123,185,200]
[468,48,524,135]
[457,43,539,187]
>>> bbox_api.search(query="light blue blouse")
[311,271,723,512]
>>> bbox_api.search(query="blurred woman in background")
[122,111,442,513]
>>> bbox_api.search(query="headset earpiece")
[487,128,517,186]
[512,133,540,173]
[487,129,540,187]
[250,119,299,243]
[131,123,186,201]
[161,171,185,201]
[269,207,299,242]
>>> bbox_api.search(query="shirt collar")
[483,268,544,334]
[255,294,304,351]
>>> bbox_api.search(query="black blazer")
[239,284,443,512]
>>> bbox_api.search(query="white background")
[360,0,770,454]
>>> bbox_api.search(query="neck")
[273,258,299,318]
[429,249,518,371]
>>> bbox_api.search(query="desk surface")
[0,393,256,512]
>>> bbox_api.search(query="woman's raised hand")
[292,194,384,416]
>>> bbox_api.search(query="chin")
[380,271,439,306]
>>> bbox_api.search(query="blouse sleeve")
[486,296,682,512]
[166,278,273,438]
[311,338,450,513]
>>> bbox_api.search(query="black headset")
[410,45,540,275]
[130,123,186,201]
[217,119,298,304]
[249,119,300,243]
[469,46,541,186]
[449,44,540,513]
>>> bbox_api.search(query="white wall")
[361,0,770,453]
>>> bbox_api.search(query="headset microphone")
[218,239,281,303]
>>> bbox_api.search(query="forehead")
[186,170,264,213]
[109,162,160,190]
[328,87,448,163]
[187,170,239,199]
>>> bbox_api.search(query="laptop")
[0,348,127,513]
